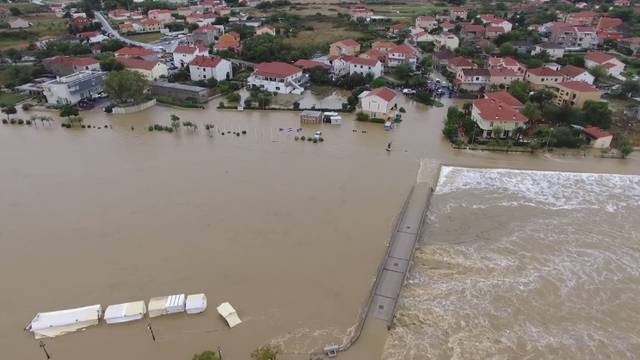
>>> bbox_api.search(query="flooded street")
[1,96,639,360]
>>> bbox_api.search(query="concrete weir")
[312,161,440,359]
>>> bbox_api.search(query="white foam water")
[384,167,640,360]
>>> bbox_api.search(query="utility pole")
[217,345,223,360]
[147,323,156,342]
[39,341,50,359]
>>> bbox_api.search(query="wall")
[111,99,156,114]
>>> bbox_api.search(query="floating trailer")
[26,304,102,339]
[104,301,146,324]
[185,294,207,314]
[148,294,186,318]
[217,302,242,328]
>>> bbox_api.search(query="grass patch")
[0,92,29,107]
[126,32,164,43]
[284,21,366,48]
[0,13,66,49]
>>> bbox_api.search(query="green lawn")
[126,32,164,43]
[0,92,29,107]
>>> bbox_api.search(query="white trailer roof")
[104,301,146,324]
[148,294,185,317]
[28,304,101,339]
[217,302,241,328]
[185,294,207,314]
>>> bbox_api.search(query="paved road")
[95,11,180,52]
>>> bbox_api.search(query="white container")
[185,294,207,314]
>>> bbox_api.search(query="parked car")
[402,88,416,95]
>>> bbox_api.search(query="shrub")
[356,112,370,122]
[21,103,33,111]
[399,107,406,113]
[1,119,7,124]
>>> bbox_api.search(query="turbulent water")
[384,166,640,360]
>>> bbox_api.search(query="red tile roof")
[190,55,223,68]
[360,49,386,61]
[141,18,160,25]
[416,16,435,21]
[448,56,474,67]
[47,55,98,66]
[488,68,519,77]
[486,26,505,33]
[371,41,396,51]
[364,87,397,102]
[584,51,616,64]
[558,65,588,78]
[527,67,563,77]
[334,38,360,48]
[583,126,612,138]
[213,32,241,50]
[174,45,206,54]
[116,58,159,71]
[348,56,380,67]
[596,17,623,31]
[463,24,485,32]
[389,44,418,57]
[293,59,329,70]
[485,91,523,108]
[473,98,528,122]
[254,62,301,78]
[115,47,156,57]
[556,81,599,92]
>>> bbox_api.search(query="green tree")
[619,80,640,98]
[170,114,180,130]
[498,43,515,56]
[508,80,530,103]
[192,350,221,360]
[521,102,542,122]
[100,58,124,71]
[589,65,608,82]
[2,105,17,120]
[251,345,280,360]
[103,70,149,105]
[582,101,611,129]
[393,64,412,82]
[59,104,79,120]
[618,138,634,158]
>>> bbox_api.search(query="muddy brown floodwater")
[0,96,638,360]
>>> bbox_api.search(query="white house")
[431,32,459,51]
[558,65,595,84]
[358,86,398,119]
[329,56,350,76]
[472,97,528,138]
[584,51,625,79]
[189,55,232,82]
[248,62,306,94]
[531,43,565,60]
[42,71,106,105]
[415,15,438,30]
[348,57,383,78]
[173,45,208,68]
[387,44,419,69]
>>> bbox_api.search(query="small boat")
[386,142,392,152]
[104,301,146,324]
[27,305,102,339]
[217,302,242,328]
[185,294,207,315]
[148,294,186,318]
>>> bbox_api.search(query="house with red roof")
[119,21,142,33]
[582,126,613,149]
[347,56,384,78]
[44,56,100,76]
[192,24,224,46]
[446,56,475,74]
[549,23,598,50]
[189,55,232,82]
[359,49,387,62]
[551,81,601,108]
[173,44,208,68]
[558,65,594,84]
[386,44,419,69]
[485,26,505,39]
[584,51,625,79]
[329,39,361,57]
[485,91,524,110]
[248,62,306,94]
[388,23,406,36]
[114,47,159,61]
[148,9,174,24]
[415,16,437,31]
[141,18,162,32]
[358,87,398,119]
[449,8,467,21]
[456,68,491,91]
[487,57,526,75]
[213,32,241,53]
[565,11,599,26]
[76,31,106,44]
[524,67,565,89]
[108,8,131,21]
[293,59,330,71]
[186,13,217,25]
[371,41,396,53]
[256,24,276,36]
[461,23,485,41]
[488,68,523,87]
[350,5,374,21]
[472,97,528,138]
[116,58,167,80]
